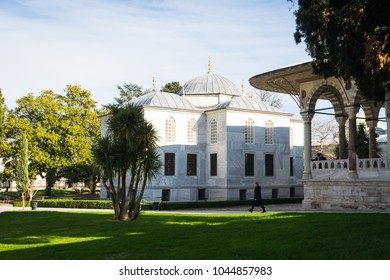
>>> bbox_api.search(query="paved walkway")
[2,203,389,214]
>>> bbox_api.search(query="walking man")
[249,182,266,213]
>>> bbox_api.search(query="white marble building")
[100,65,304,202]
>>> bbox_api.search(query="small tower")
[207,56,212,75]
[152,73,157,91]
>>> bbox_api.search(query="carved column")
[346,105,359,178]
[335,115,348,159]
[301,112,314,179]
[366,119,378,158]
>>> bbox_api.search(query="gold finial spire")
[207,56,212,74]
[241,80,245,96]
[152,73,156,91]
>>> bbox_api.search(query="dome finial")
[152,73,156,91]
[241,80,245,96]
[208,56,212,74]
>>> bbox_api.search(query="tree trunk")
[44,185,52,196]
[22,192,26,210]
[118,172,130,221]
[129,166,141,215]
[106,183,120,220]
[131,172,148,220]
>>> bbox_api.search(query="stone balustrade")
[310,157,390,179]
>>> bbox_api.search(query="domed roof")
[131,91,196,110]
[177,73,241,96]
[214,96,282,112]
[177,58,241,96]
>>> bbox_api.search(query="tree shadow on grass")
[0,211,389,260]
[0,211,302,259]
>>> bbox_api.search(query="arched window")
[210,119,217,144]
[187,119,197,144]
[165,117,176,142]
[265,120,274,144]
[245,119,254,143]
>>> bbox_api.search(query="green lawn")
[0,210,389,260]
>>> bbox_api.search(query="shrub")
[14,199,113,209]
[159,198,303,210]
[13,198,303,210]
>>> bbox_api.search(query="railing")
[357,158,390,169]
[311,159,349,171]
[310,157,390,179]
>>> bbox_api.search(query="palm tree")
[93,104,161,221]
[93,136,121,218]
[129,121,161,220]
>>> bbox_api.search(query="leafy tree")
[15,133,29,209]
[5,85,101,196]
[115,83,147,105]
[162,81,181,93]
[356,123,369,158]
[291,0,390,100]
[0,89,11,188]
[0,89,10,157]
[0,89,6,141]
[334,136,349,159]
[93,104,162,221]
[62,163,100,193]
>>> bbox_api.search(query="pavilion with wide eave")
[250,61,390,210]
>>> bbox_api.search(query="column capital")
[300,111,314,123]
[366,119,378,129]
[345,104,360,118]
[335,115,348,126]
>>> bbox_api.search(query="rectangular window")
[210,153,217,176]
[198,189,206,200]
[187,154,197,176]
[265,154,274,176]
[245,153,254,176]
[164,153,175,176]
[162,189,170,201]
[290,187,295,198]
[290,157,294,176]
[239,189,247,201]
[272,188,278,199]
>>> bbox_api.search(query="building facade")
[100,66,304,202]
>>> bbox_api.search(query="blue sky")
[0,0,310,116]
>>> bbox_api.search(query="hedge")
[13,197,303,210]
[14,199,113,209]
[158,198,303,210]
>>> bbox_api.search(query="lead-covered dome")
[177,72,241,96]
[131,91,196,110]
[177,58,241,97]
[215,96,283,113]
